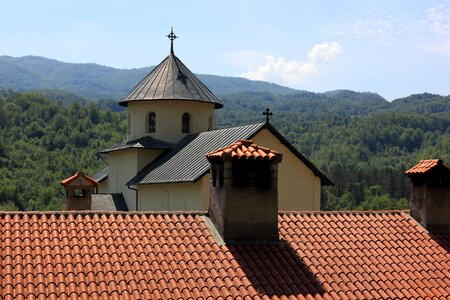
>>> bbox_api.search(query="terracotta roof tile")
[206,139,282,162]
[0,211,449,299]
[405,159,449,174]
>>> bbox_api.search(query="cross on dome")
[167,27,178,54]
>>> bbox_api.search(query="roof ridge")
[0,210,411,217]
[205,122,265,134]
[279,210,410,216]
[0,210,209,217]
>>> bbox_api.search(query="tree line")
[0,90,448,211]
[216,91,449,210]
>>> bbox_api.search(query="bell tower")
[120,28,223,144]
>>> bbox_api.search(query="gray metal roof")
[92,165,108,182]
[127,123,266,185]
[99,136,173,154]
[119,54,223,108]
[91,193,129,211]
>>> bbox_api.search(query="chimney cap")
[405,159,449,175]
[60,171,98,187]
[206,140,282,162]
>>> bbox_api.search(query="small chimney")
[206,140,282,243]
[405,159,450,233]
[60,171,98,210]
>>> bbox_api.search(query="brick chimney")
[206,140,282,243]
[60,171,98,210]
[405,159,450,233]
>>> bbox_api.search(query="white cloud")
[329,3,450,55]
[240,42,342,85]
[307,42,343,63]
[421,41,450,55]
[241,56,317,84]
[425,5,450,38]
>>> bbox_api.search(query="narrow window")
[148,112,156,133]
[182,113,190,133]
[208,115,213,131]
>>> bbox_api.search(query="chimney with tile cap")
[405,159,450,233]
[206,140,282,243]
[60,171,98,210]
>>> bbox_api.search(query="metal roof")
[128,123,265,185]
[99,136,173,154]
[127,122,333,186]
[92,165,109,183]
[119,53,223,108]
[91,193,129,211]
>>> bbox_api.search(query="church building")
[93,29,332,211]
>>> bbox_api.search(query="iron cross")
[167,27,178,54]
[263,108,273,123]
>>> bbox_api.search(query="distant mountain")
[215,90,449,128]
[2,55,448,117]
[198,75,297,96]
[391,93,450,114]
[0,55,297,99]
[218,89,387,119]
[0,55,150,99]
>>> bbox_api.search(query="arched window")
[182,113,190,133]
[148,112,156,133]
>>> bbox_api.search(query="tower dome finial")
[167,27,178,55]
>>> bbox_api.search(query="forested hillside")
[217,91,449,210]
[0,90,449,211]
[0,55,296,99]
[0,90,126,210]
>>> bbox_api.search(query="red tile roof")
[1,211,449,299]
[405,159,448,174]
[60,171,98,187]
[206,139,282,161]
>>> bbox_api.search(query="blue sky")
[1,0,450,100]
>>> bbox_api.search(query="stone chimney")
[206,140,282,243]
[405,159,450,233]
[60,171,98,210]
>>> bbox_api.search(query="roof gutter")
[127,185,139,211]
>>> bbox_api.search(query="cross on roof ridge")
[263,108,273,123]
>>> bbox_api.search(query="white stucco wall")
[127,100,215,143]
[252,128,322,210]
[138,181,204,211]
[97,180,109,194]
[106,148,164,210]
